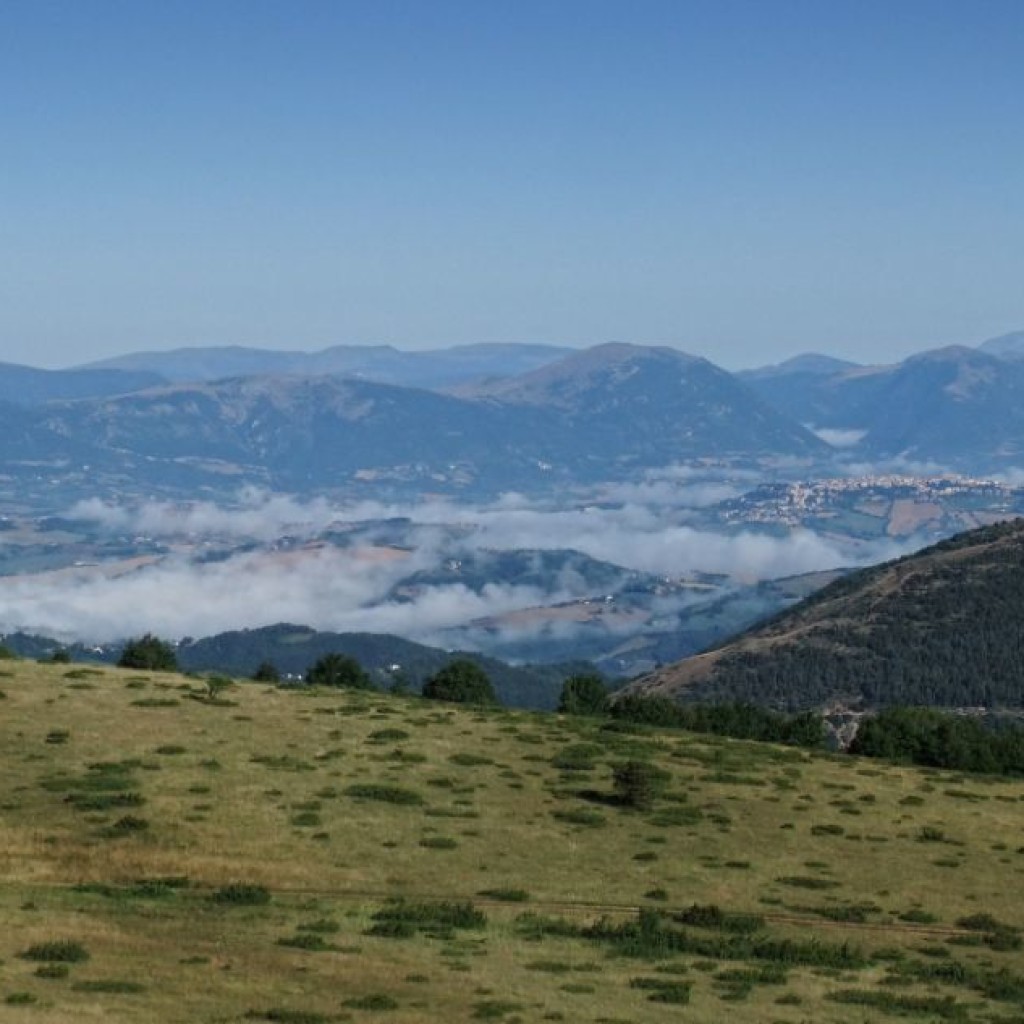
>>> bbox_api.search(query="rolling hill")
[1,656,1023,1022]
[627,518,1024,711]
[0,624,589,711]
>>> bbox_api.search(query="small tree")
[612,759,669,810]
[557,673,609,716]
[252,660,280,683]
[204,674,234,701]
[305,653,373,690]
[422,659,497,705]
[118,634,178,672]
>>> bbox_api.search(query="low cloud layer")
[2,482,919,643]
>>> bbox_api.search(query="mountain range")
[78,342,572,388]
[0,343,826,506]
[743,345,1024,467]
[2,330,1024,512]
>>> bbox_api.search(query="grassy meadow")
[1,660,1023,1022]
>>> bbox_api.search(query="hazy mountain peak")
[76,342,571,389]
[467,343,708,406]
[978,330,1024,359]
[742,352,861,379]
[905,344,988,365]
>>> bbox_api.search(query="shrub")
[630,977,692,1004]
[557,673,609,716]
[305,653,373,690]
[65,791,144,811]
[676,904,764,934]
[106,814,150,836]
[478,888,530,902]
[246,1011,330,1024]
[612,760,670,810]
[449,752,493,766]
[422,660,497,705]
[201,675,234,701]
[210,883,271,906]
[419,836,458,849]
[277,933,336,951]
[35,963,70,979]
[72,979,146,993]
[21,940,89,962]
[252,660,280,683]
[552,808,606,827]
[551,743,603,772]
[345,784,424,806]
[367,899,486,937]
[368,728,410,743]
[472,1000,525,1019]
[118,634,178,672]
[343,994,399,1011]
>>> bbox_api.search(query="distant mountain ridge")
[626,518,1024,711]
[3,331,1024,508]
[0,344,827,503]
[744,342,1024,469]
[78,342,573,389]
[0,362,164,405]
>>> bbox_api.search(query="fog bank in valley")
[0,483,916,643]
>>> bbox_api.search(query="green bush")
[343,994,399,1011]
[252,660,280,683]
[422,660,497,705]
[210,883,271,906]
[72,979,146,993]
[106,814,150,836]
[345,784,424,806]
[478,888,530,902]
[35,963,70,979]
[118,634,178,672]
[367,899,486,937]
[557,673,609,716]
[612,760,670,810]
[305,653,373,690]
[21,940,89,962]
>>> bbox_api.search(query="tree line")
[78,634,1024,776]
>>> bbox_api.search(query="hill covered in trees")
[0,623,591,711]
[629,518,1024,711]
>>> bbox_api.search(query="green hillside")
[631,518,1024,711]
[1,659,1024,1021]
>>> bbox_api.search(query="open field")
[1,660,1023,1022]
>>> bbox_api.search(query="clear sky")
[2,0,1022,369]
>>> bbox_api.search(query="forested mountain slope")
[627,519,1024,711]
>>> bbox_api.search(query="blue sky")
[2,0,1022,369]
